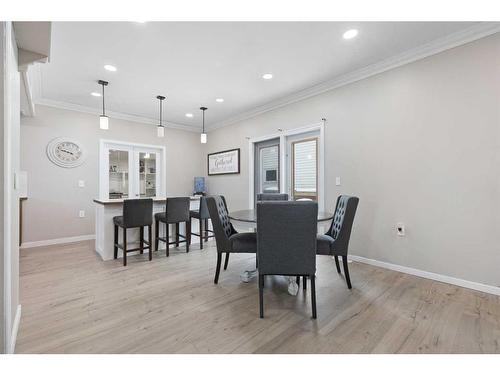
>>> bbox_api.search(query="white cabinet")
[99,140,166,200]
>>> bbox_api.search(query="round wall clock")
[46,137,86,168]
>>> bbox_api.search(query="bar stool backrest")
[198,196,210,219]
[123,199,153,228]
[166,197,190,223]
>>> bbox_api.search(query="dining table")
[229,207,334,294]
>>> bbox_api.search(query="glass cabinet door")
[100,141,165,201]
[138,152,157,198]
[108,149,130,199]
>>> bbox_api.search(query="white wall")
[206,34,500,287]
[1,21,21,354]
[20,105,205,243]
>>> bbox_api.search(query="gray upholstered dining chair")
[256,193,289,201]
[316,195,359,289]
[206,195,257,284]
[257,201,318,319]
[154,197,191,256]
[113,198,153,266]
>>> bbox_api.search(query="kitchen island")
[94,196,203,260]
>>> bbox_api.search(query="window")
[291,138,318,201]
[100,141,165,200]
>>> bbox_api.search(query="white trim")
[20,234,95,249]
[247,121,325,210]
[349,255,500,296]
[210,22,500,131]
[8,304,21,353]
[34,99,200,133]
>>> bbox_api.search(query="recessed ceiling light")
[343,29,359,40]
[185,113,194,118]
[262,73,273,80]
[104,64,117,72]
[215,98,224,103]
[91,92,101,97]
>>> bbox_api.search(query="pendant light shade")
[157,95,166,138]
[98,80,109,130]
[200,106,207,144]
[99,115,109,130]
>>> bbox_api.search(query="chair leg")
[296,276,300,286]
[113,225,118,259]
[199,218,204,250]
[311,275,317,319]
[155,220,159,251]
[342,256,352,289]
[224,253,230,270]
[175,223,180,247]
[255,255,258,268]
[303,276,307,290]
[148,225,152,261]
[139,226,144,254]
[204,219,209,242]
[186,220,191,253]
[259,274,264,318]
[123,228,127,267]
[334,255,341,273]
[214,253,222,284]
[166,224,170,257]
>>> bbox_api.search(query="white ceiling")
[37,21,486,130]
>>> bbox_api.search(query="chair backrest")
[257,193,289,201]
[123,198,153,227]
[198,196,210,219]
[206,195,234,251]
[327,195,359,254]
[165,197,190,223]
[257,201,318,276]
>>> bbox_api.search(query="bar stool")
[189,196,214,249]
[155,197,191,256]
[113,199,153,266]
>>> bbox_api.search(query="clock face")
[47,138,86,168]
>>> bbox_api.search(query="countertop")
[93,196,201,205]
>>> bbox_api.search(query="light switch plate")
[79,210,85,218]
[335,177,341,186]
[78,180,85,188]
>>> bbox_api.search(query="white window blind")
[293,139,317,194]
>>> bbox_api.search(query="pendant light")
[98,80,109,130]
[157,95,165,138]
[200,106,207,144]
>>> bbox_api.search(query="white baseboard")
[20,234,95,249]
[9,305,21,354]
[349,255,500,296]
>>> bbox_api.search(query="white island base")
[94,197,206,261]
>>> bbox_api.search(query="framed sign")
[208,148,240,175]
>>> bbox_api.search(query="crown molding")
[34,98,200,132]
[209,22,500,131]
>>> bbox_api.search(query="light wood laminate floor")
[16,240,500,353]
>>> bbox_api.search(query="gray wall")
[20,105,205,243]
[206,34,500,287]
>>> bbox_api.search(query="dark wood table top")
[229,209,334,223]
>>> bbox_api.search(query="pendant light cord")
[202,109,205,133]
[101,83,105,116]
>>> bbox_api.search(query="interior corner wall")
[205,33,500,288]
[20,105,205,243]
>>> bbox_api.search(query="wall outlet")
[396,222,405,236]
[78,180,85,188]
[79,210,85,218]
[335,177,341,186]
